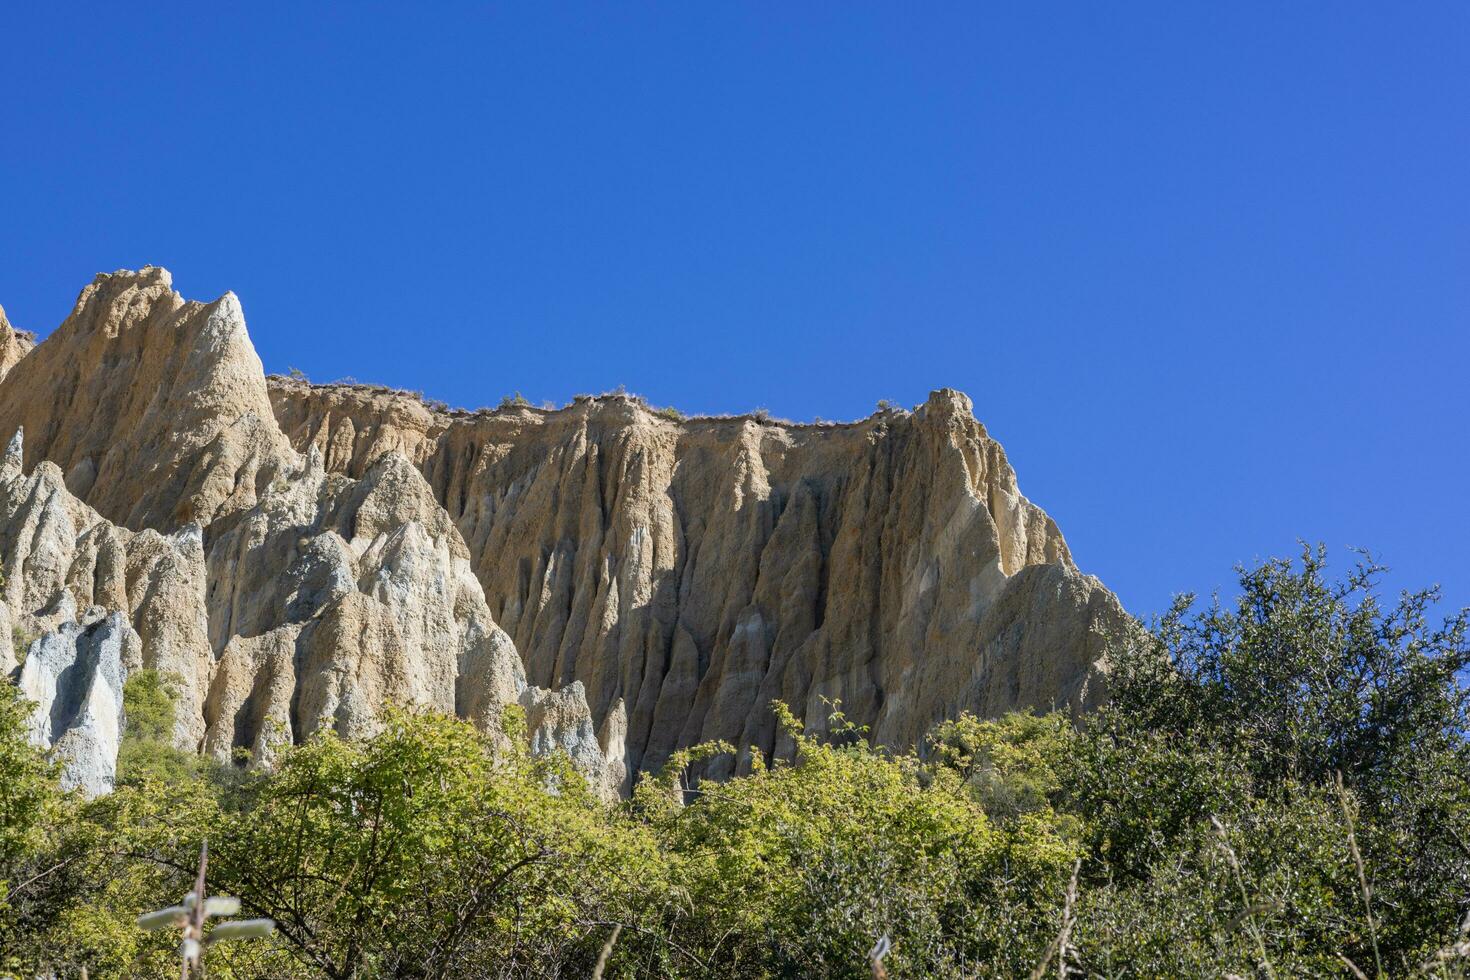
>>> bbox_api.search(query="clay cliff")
[269,380,1128,779]
[2,268,1126,793]
[0,269,623,796]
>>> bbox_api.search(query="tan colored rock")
[0,268,297,530]
[121,525,213,746]
[2,267,1127,798]
[202,626,299,768]
[0,385,597,784]
[521,685,628,798]
[0,305,36,382]
[201,448,504,738]
[0,271,618,787]
[0,598,16,675]
[199,445,614,792]
[269,381,1131,778]
[269,376,445,476]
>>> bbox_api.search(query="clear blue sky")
[3,4,1467,619]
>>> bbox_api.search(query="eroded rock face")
[18,611,136,797]
[200,447,533,757]
[271,374,1130,779]
[0,271,623,797]
[0,268,297,530]
[0,424,623,795]
[0,597,16,675]
[521,684,628,800]
[1,267,1126,797]
[1,428,210,748]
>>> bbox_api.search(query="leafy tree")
[0,668,233,977]
[927,710,1079,827]
[3,544,1467,978]
[1075,784,1364,977]
[199,708,664,979]
[0,686,56,883]
[1134,546,1469,795]
[640,703,1078,977]
[0,683,65,976]
[1069,545,1470,970]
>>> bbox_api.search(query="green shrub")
[498,391,531,409]
[638,703,1078,976]
[117,670,222,786]
[11,626,35,666]
[1066,545,1470,971]
[204,710,664,978]
[0,546,1465,977]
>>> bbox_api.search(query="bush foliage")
[1,547,1467,977]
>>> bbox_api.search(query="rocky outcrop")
[1,428,212,749]
[0,268,296,530]
[2,267,1126,796]
[521,683,628,800]
[17,610,136,796]
[271,379,1129,780]
[0,271,624,796]
[0,422,623,794]
[0,304,36,382]
[200,446,544,762]
[1,597,16,675]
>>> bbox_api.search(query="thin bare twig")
[591,922,622,980]
[1030,859,1082,980]
[6,855,81,897]
[1335,772,1384,977]
[1211,816,1277,980]
[1415,910,1470,976]
[581,918,712,971]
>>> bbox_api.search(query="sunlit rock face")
[270,361,1130,782]
[0,270,623,798]
[0,268,295,531]
[0,304,36,383]
[1,268,1125,795]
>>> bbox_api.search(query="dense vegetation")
[2,547,1468,977]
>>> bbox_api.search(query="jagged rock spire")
[0,271,628,797]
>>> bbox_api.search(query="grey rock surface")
[17,612,135,796]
